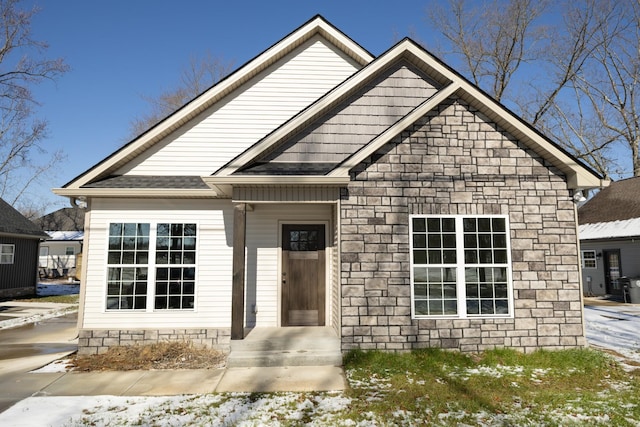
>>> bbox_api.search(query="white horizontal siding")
[233,186,340,203]
[116,35,361,176]
[263,62,438,163]
[245,203,334,327]
[82,199,334,330]
[82,198,234,329]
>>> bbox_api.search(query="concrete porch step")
[227,327,343,368]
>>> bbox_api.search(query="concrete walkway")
[0,301,348,413]
[10,365,347,399]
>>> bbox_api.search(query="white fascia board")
[52,188,218,199]
[63,17,373,191]
[568,172,610,191]
[447,77,605,190]
[392,43,605,190]
[216,40,421,177]
[330,82,460,176]
[215,37,603,188]
[314,19,374,65]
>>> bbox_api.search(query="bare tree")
[0,0,68,206]
[429,0,548,102]
[428,0,638,178]
[130,52,233,137]
[565,1,640,177]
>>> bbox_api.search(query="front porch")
[227,326,343,367]
[228,198,340,340]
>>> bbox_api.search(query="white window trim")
[581,250,597,269]
[409,214,514,319]
[105,222,151,311]
[0,244,15,264]
[104,222,199,313]
[153,223,198,311]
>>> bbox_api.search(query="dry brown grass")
[71,341,226,371]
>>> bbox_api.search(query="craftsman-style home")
[54,16,607,357]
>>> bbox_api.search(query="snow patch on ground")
[1,299,640,425]
[30,358,74,373]
[584,303,640,367]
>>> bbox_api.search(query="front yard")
[8,346,640,426]
[4,301,640,426]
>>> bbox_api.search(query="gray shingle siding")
[340,98,585,353]
[254,60,439,170]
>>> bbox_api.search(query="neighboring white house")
[53,16,606,357]
[39,231,84,279]
[34,207,85,280]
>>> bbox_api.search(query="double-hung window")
[581,250,597,269]
[107,223,150,310]
[410,215,512,318]
[0,244,15,264]
[106,222,197,311]
[154,223,196,310]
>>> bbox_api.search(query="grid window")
[465,267,509,315]
[155,223,196,310]
[410,215,512,318]
[106,223,150,310]
[462,217,509,315]
[65,247,75,255]
[413,267,457,315]
[155,267,195,309]
[582,250,597,269]
[0,244,14,264]
[106,267,148,310]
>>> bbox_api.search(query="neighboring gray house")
[0,198,48,298]
[579,177,640,298]
[54,16,607,357]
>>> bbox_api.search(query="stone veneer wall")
[340,98,586,353]
[77,328,231,355]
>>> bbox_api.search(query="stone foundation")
[77,328,231,355]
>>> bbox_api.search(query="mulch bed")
[70,341,226,371]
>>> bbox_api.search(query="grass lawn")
[339,348,640,425]
[9,346,640,425]
[16,294,79,304]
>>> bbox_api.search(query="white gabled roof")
[579,219,640,240]
[212,38,607,191]
[54,16,374,194]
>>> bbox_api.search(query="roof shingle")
[83,175,209,189]
[0,198,48,238]
[578,177,640,224]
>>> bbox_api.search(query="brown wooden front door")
[281,224,325,326]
